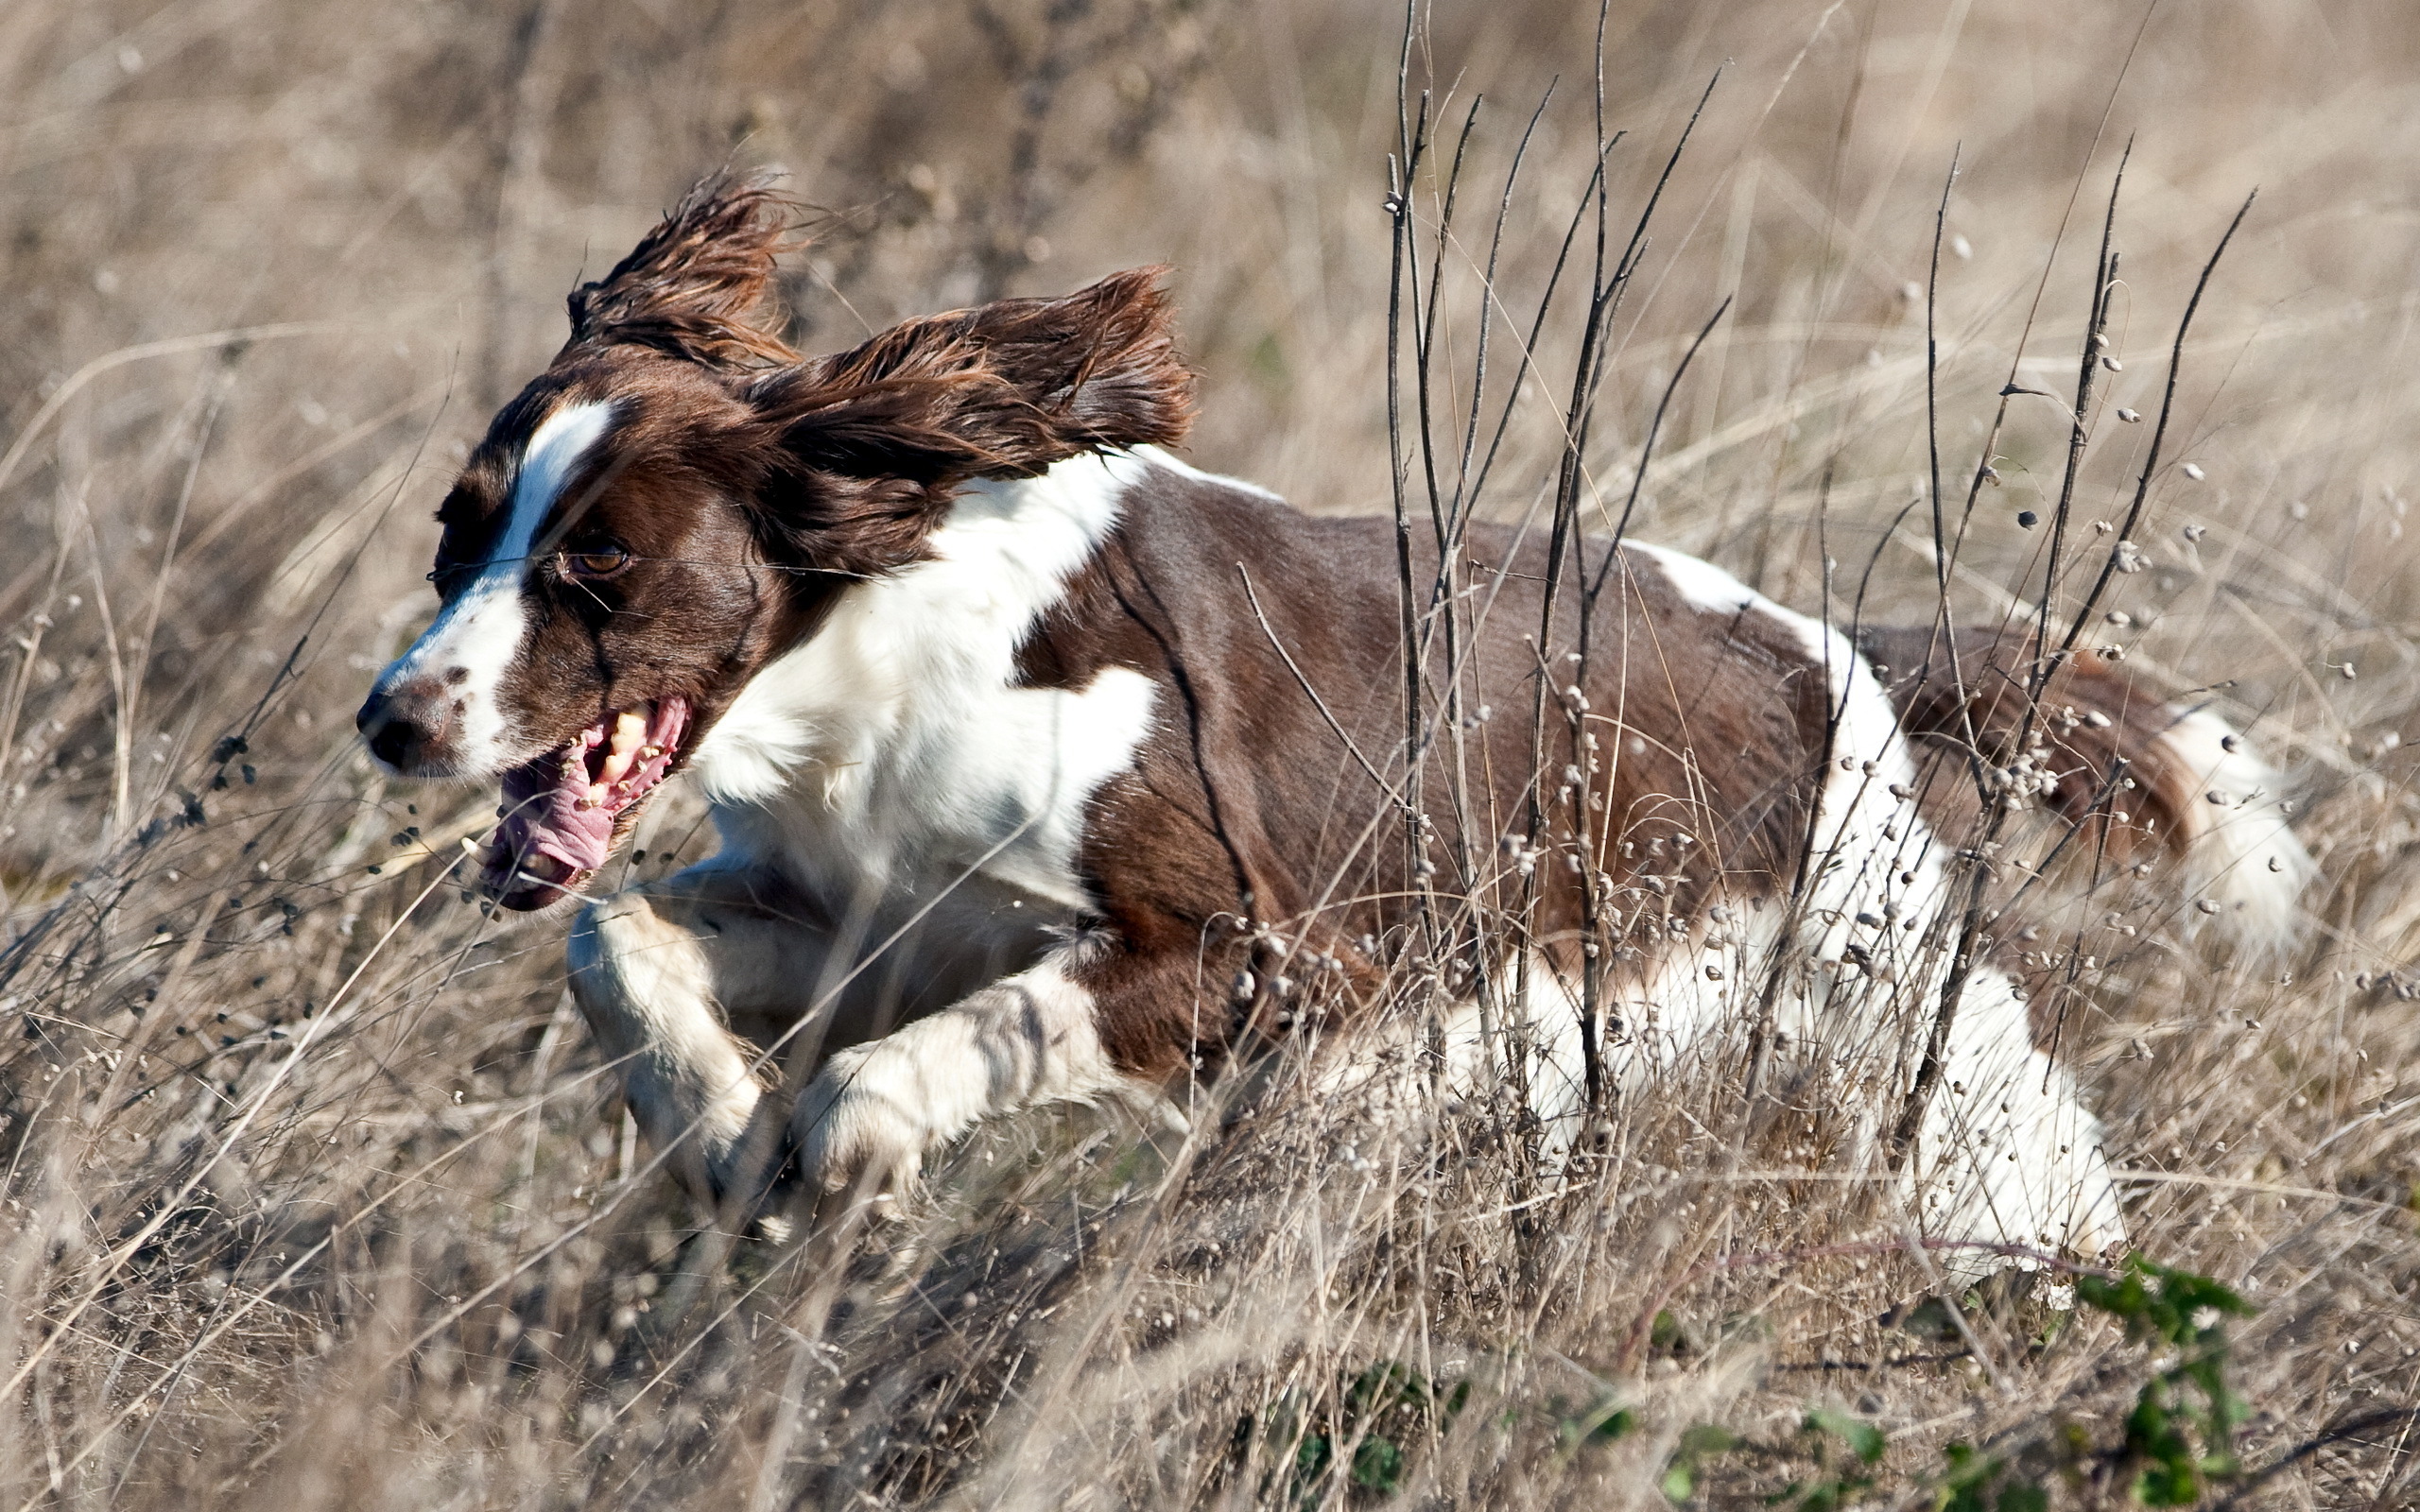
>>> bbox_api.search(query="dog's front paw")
[793,1044,933,1198]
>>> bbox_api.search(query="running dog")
[357,176,2311,1254]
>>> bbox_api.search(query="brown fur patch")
[563,172,801,369]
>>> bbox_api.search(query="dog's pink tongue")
[497,723,614,876]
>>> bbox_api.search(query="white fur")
[1127,441,1286,503]
[793,953,1168,1191]
[372,400,615,774]
[1627,544,1951,973]
[1440,935,1776,1135]
[587,451,1170,1195]
[2154,704,2314,953]
[1768,597,1941,964]
[1482,546,2128,1267]
[1696,558,2122,1265]
[1396,925,2123,1270]
[692,450,1159,914]
[1627,541,1962,977]
[563,448,2137,1247]
[566,875,769,1195]
[1899,968,2127,1261]
[1625,538,1762,618]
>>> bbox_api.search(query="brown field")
[2,1,2416,1506]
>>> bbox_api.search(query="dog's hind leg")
[567,864,836,1204]
[1894,965,2127,1271]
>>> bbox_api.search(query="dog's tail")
[1858,625,2315,954]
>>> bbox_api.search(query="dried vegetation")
[0,1,2417,1506]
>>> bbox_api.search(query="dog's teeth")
[597,713,647,786]
[639,745,664,760]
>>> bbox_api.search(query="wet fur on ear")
[565,171,799,367]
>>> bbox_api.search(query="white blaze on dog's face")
[364,400,617,779]
[354,176,1194,912]
[354,354,801,913]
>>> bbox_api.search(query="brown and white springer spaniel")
[358,178,2310,1259]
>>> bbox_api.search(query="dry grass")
[1,1,2417,1506]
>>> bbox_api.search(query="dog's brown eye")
[562,543,631,578]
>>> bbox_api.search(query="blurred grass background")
[1,1,2418,1506]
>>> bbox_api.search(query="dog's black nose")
[360,706,417,769]
[357,676,450,772]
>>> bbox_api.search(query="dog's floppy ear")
[738,268,1193,577]
[564,171,797,367]
[753,267,1196,488]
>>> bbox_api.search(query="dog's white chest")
[710,667,1155,917]
[683,452,1158,921]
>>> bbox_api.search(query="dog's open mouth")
[476,696,691,910]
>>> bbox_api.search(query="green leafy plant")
[2073,1255,2256,1504]
[1936,1441,2049,1512]
[1551,1393,1636,1455]
[1650,1408,1894,1508]
[1658,1424,1740,1504]
[1646,1255,2257,1509]
[1246,1360,1471,1503]
[1775,1406,1889,1509]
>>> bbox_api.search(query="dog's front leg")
[792,948,1184,1196]
[567,864,834,1203]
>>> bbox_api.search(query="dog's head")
[356,174,1193,910]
